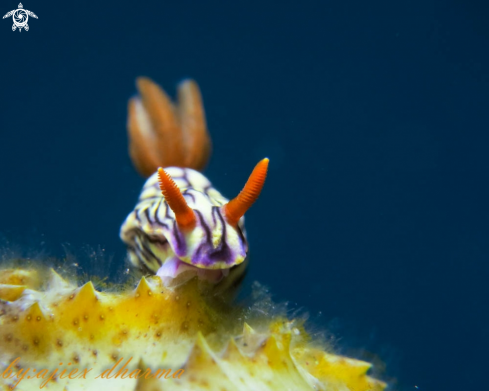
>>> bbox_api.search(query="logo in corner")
[3,3,37,32]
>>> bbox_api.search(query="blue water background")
[1,1,488,389]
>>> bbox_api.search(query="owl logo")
[3,3,38,32]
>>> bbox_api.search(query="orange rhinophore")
[222,158,269,226]
[157,167,196,230]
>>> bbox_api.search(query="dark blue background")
[1,1,488,389]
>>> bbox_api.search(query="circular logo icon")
[13,9,27,27]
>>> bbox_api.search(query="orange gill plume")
[128,77,211,177]
[223,158,270,225]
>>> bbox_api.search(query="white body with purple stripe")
[120,167,248,286]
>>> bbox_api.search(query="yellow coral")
[0,267,386,390]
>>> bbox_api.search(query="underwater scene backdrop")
[1,1,488,390]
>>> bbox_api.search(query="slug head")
[156,159,268,279]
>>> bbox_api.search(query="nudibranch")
[120,78,268,288]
